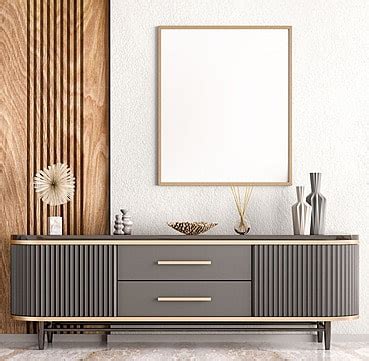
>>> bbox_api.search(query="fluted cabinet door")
[0,0,109,333]
[253,245,359,317]
[11,245,117,317]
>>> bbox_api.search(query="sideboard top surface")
[11,234,359,246]
[13,235,358,240]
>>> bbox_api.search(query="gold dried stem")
[243,187,253,215]
[231,187,242,216]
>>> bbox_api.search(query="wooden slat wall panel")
[0,0,108,333]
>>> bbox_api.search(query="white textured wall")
[111,0,369,334]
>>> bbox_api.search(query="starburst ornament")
[34,163,75,206]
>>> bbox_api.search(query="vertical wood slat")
[28,0,35,235]
[79,0,84,234]
[82,0,108,235]
[60,0,65,233]
[46,0,51,223]
[68,0,75,234]
[253,245,359,317]
[41,0,48,235]
[73,0,80,235]
[33,0,40,235]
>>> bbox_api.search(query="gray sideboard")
[11,235,359,350]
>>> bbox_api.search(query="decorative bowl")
[167,222,218,235]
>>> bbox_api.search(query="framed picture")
[158,26,292,186]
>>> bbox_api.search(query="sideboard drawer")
[117,246,251,280]
[118,281,251,316]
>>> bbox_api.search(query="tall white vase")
[292,186,312,235]
[306,172,327,235]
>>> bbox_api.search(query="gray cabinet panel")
[117,246,251,280]
[253,245,359,317]
[11,245,117,317]
[118,281,252,316]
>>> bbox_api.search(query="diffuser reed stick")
[231,186,253,235]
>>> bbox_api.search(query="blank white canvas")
[159,28,290,184]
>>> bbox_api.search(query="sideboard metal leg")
[38,322,45,350]
[31,321,37,334]
[47,322,53,343]
[26,322,32,334]
[101,324,110,343]
[324,322,331,350]
[317,322,323,342]
[47,331,53,344]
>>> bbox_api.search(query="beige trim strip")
[11,239,359,246]
[158,26,293,30]
[159,182,292,186]
[11,315,359,322]
[157,297,212,302]
[157,260,212,265]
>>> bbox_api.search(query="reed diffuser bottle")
[231,187,253,235]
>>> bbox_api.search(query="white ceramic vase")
[292,186,312,235]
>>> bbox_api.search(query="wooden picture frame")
[158,26,292,186]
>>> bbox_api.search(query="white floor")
[0,340,369,360]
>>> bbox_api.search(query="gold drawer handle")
[157,297,212,302]
[157,260,212,265]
